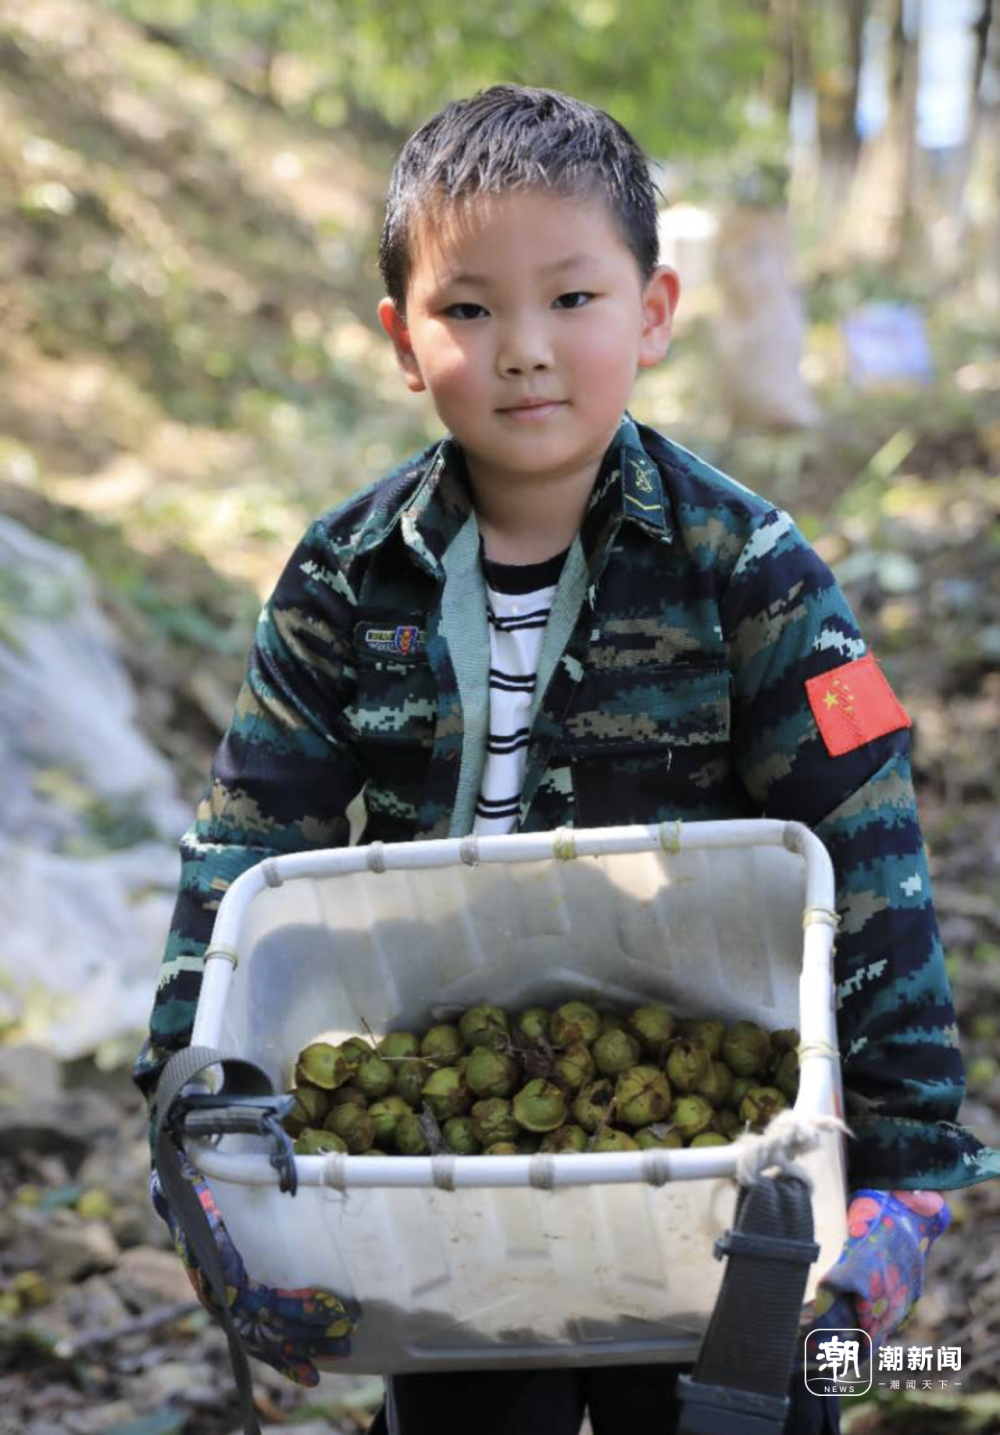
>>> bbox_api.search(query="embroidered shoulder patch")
[805,653,911,757]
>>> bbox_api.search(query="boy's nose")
[496,322,554,376]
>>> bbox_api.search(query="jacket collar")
[403,411,672,578]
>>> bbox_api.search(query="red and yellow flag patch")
[805,652,911,757]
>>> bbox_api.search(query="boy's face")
[379,188,678,501]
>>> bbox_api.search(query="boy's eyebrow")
[442,254,593,286]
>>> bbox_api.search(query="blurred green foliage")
[98,0,770,158]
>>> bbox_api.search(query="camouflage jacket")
[136,414,998,1190]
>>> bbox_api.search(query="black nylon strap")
[677,1176,820,1435]
[152,1046,277,1435]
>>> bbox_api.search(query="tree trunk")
[767,0,797,121]
[816,0,868,168]
[957,2,995,243]
[885,0,922,264]
[838,0,922,267]
[971,5,1000,304]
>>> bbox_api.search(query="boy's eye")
[443,302,488,320]
[553,292,594,310]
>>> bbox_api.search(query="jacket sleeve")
[721,508,999,1190]
[133,521,366,1103]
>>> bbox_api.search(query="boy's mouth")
[497,399,566,420]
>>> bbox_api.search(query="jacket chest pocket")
[350,665,438,750]
[563,661,731,754]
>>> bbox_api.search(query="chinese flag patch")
[805,652,911,757]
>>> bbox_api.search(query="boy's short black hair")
[380,84,660,312]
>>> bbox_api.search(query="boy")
[137,86,996,1435]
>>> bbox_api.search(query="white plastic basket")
[188,819,846,1374]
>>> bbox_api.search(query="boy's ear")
[378,297,426,393]
[637,265,681,369]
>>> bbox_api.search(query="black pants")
[368,1364,841,1435]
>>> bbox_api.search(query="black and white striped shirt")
[473,547,568,835]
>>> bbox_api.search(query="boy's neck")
[467,458,600,566]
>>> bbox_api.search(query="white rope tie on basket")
[797,1040,840,1063]
[657,820,682,855]
[431,1155,457,1191]
[733,1110,849,1191]
[553,829,577,861]
[204,943,239,969]
[528,1153,556,1190]
[459,835,480,866]
[803,906,840,930]
[262,858,283,888]
[366,842,387,874]
[319,1152,349,1195]
[643,1152,673,1187]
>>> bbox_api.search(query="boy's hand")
[802,1189,950,1350]
[152,1158,357,1386]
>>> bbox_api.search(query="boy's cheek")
[420,353,486,414]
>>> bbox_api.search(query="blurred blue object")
[842,303,934,388]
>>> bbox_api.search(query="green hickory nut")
[773,1049,800,1104]
[294,1041,351,1091]
[572,1077,616,1134]
[355,1054,396,1100]
[513,1006,551,1049]
[420,1024,464,1064]
[470,1097,519,1146]
[769,1027,801,1058]
[512,1078,568,1132]
[695,1059,734,1108]
[729,1075,757,1110]
[395,1113,430,1155]
[421,1065,472,1120]
[592,1128,639,1153]
[443,1116,481,1154]
[553,1043,597,1092]
[285,1086,328,1134]
[721,1021,772,1078]
[714,1108,741,1139]
[378,1031,421,1061]
[614,1066,673,1127]
[484,1142,519,1155]
[458,1005,509,1051]
[539,1124,589,1153]
[294,1127,348,1156]
[739,1085,789,1130]
[670,1094,715,1141]
[324,1104,375,1153]
[367,1095,412,1147]
[665,1040,712,1093]
[690,1132,730,1147]
[395,1058,434,1109]
[677,1017,726,1058]
[327,1084,368,1110]
[549,1000,602,1049]
[591,1028,641,1077]
[635,1124,684,1150]
[339,1036,376,1073]
[465,1048,519,1099]
[626,1003,677,1056]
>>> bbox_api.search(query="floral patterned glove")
[151,1156,357,1386]
[805,1189,950,1350]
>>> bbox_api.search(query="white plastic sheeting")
[0,517,185,1056]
